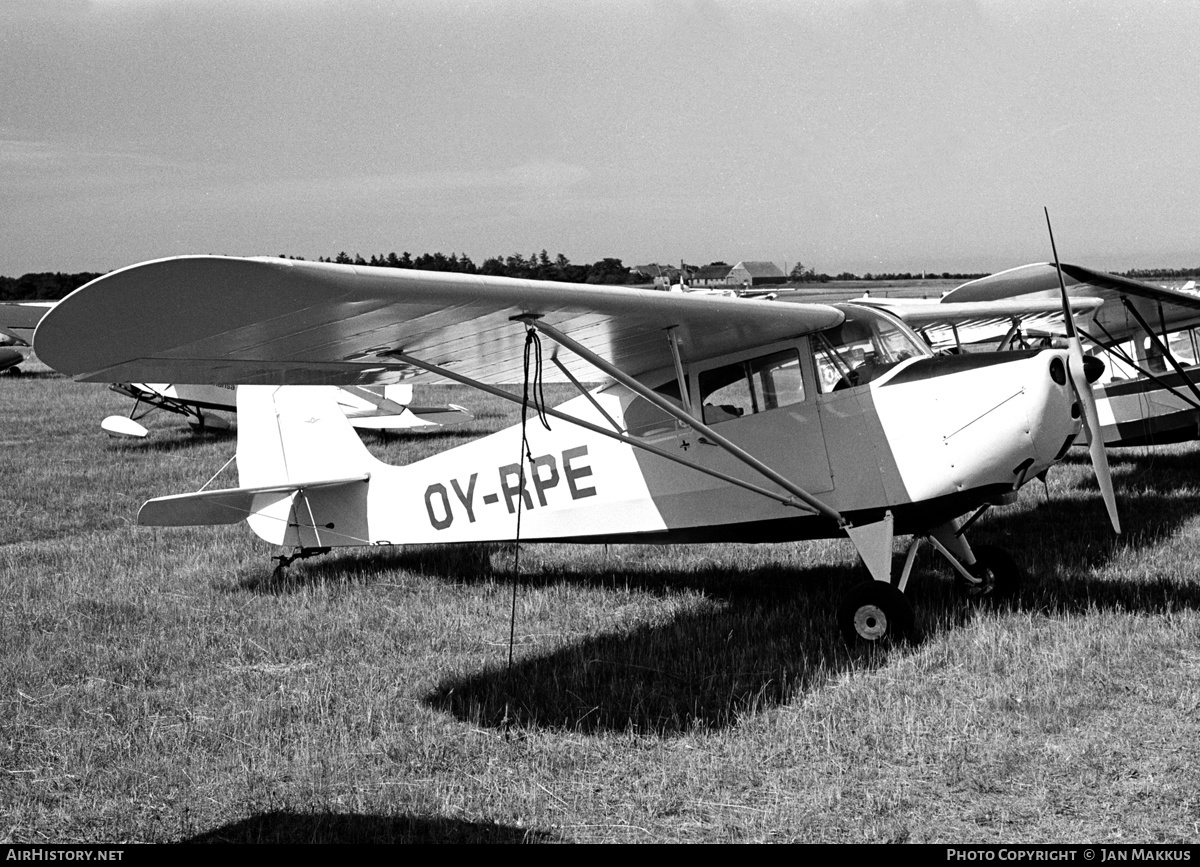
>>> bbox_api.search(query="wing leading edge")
[35,256,846,386]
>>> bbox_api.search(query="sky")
[2,0,1199,278]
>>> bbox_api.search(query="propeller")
[1045,207,1120,533]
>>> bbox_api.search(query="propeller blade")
[1067,340,1120,533]
[1046,208,1120,533]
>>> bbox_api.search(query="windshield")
[813,305,931,392]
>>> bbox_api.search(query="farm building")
[692,263,733,287]
[630,264,693,289]
[726,261,787,288]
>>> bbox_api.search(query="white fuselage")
[234,345,1081,550]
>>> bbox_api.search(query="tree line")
[0,271,102,302]
[5,256,1200,302]
[319,250,637,285]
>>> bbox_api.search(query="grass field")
[3,360,1200,843]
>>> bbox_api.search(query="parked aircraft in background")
[35,255,1118,645]
[0,301,55,374]
[823,293,1103,367]
[101,381,471,439]
[939,263,1200,447]
[9,299,470,436]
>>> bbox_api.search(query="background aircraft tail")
[236,385,379,487]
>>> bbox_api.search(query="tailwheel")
[270,546,331,582]
[956,543,1021,603]
[838,581,914,647]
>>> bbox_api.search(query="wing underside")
[35,257,846,387]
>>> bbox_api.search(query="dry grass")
[2,365,1200,843]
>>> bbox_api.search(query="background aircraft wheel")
[838,581,914,646]
[956,543,1021,602]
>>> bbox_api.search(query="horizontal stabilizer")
[138,474,369,527]
[337,384,472,430]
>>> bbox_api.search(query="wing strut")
[1082,322,1200,414]
[666,326,694,416]
[550,355,624,433]
[1117,298,1200,410]
[381,351,825,513]
[516,316,847,526]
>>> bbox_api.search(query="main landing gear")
[838,581,914,645]
[838,533,1022,647]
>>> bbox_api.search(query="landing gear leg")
[923,524,1021,603]
[955,543,1022,602]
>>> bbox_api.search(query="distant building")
[693,263,733,287]
[630,264,664,284]
[631,263,692,289]
[726,261,787,288]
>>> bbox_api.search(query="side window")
[699,348,804,424]
[751,349,805,411]
[1167,328,1199,366]
[624,379,684,438]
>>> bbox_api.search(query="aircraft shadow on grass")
[224,447,1200,736]
[182,809,550,843]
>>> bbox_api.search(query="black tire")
[838,581,914,646]
[956,543,1021,602]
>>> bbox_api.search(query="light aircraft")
[5,298,470,437]
[935,263,1200,448]
[0,301,56,375]
[100,380,471,439]
[34,253,1118,645]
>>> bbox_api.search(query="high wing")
[942,263,1200,348]
[35,256,846,385]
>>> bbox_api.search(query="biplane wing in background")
[0,301,56,374]
[851,295,1104,355]
[939,263,1200,447]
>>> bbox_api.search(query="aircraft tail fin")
[231,385,380,545]
[138,386,380,546]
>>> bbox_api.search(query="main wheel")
[956,543,1021,602]
[838,581,914,646]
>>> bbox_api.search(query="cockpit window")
[814,306,930,393]
[699,348,805,424]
